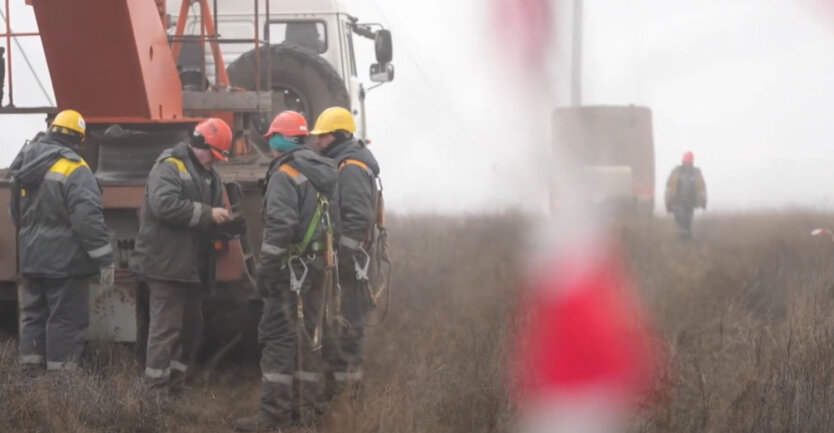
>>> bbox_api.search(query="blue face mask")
[269,134,300,152]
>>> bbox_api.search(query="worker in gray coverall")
[9,109,115,374]
[665,151,707,239]
[311,107,381,398]
[235,111,338,432]
[130,118,233,392]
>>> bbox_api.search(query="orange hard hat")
[264,111,309,138]
[194,118,233,161]
[682,151,694,164]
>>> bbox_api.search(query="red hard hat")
[264,111,309,139]
[194,118,233,161]
[682,151,694,164]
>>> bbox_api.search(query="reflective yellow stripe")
[20,188,26,197]
[163,157,188,173]
[48,158,89,177]
[339,159,369,171]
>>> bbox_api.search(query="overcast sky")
[1,1,833,212]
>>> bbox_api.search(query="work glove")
[214,216,247,240]
[99,265,116,295]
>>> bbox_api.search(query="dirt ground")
[3,212,834,432]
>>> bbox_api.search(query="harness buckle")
[354,248,371,281]
[288,255,309,293]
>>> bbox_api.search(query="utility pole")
[570,0,582,106]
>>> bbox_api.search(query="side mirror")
[370,63,395,83]
[375,29,393,64]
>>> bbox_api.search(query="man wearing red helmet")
[130,118,234,392]
[665,151,707,239]
[235,111,338,431]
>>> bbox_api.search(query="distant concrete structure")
[551,105,656,215]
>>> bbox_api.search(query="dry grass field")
[631,212,834,433]
[3,212,834,432]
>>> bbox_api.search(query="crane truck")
[0,0,394,356]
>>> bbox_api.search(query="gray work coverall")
[256,147,337,421]
[9,133,114,371]
[321,138,380,394]
[665,164,707,238]
[130,142,222,388]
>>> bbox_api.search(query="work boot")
[143,374,169,392]
[234,381,294,432]
[233,412,287,432]
[331,369,363,401]
[297,371,327,426]
[21,363,45,379]
[298,397,327,427]
[168,369,192,397]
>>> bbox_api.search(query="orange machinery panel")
[29,0,184,123]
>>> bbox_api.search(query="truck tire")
[227,43,350,153]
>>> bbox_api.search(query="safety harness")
[285,193,329,264]
[338,158,392,325]
[267,162,339,352]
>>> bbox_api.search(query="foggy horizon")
[1,0,833,213]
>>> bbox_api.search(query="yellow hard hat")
[310,107,356,135]
[50,109,86,140]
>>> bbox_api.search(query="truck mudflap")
[89,269,139,341]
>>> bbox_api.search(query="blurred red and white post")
[493,0,662,431]
[513,242,658,433]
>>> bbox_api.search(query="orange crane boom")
[27,0,184,123]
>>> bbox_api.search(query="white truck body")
[167,0,368,137]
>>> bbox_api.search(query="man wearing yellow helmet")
[311,107,382,398]
[8,109,114,374]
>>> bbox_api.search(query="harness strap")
[273,162,330,262]
[296,194,324,255]
[283,194,328,261]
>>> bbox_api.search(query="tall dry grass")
[3,212,834,432]
[0,215,522,432]
[630,211,834,432]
